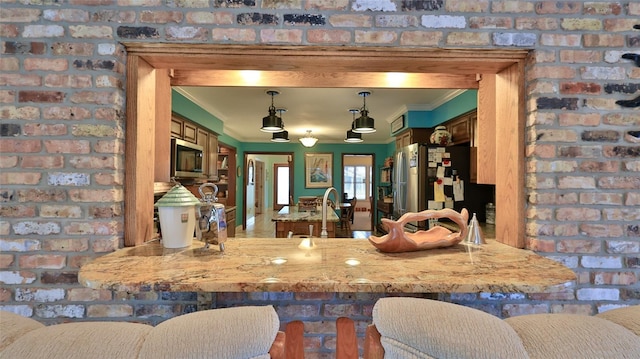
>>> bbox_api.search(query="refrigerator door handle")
[394,150,406,216]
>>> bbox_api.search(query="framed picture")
[391,115,405,133]
[305,153,332,188]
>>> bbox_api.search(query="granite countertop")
[79,238,575,294]
[273,205,339,222]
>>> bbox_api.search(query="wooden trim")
[495,62,526,248]
[171,70,479,89]
[477,74,497,184]
[125,56,156,247]
[126,45,527,248]
[123,43,528,74]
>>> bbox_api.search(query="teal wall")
[241,142,389,200]
[392,90,478,136]
[172,89,476,220]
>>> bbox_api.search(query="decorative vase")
[430,125,451,146]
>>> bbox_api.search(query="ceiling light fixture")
[271,108,290,142]
[345,109,363,143]
[299,130,318,148]
[353,90,376,133]
[260,90,284,132]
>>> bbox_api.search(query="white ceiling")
[174,86,465,144]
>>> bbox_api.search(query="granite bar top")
[272,205,339,222]
[79,238,575,294]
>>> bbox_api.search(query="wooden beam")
[171,70,479,89]
[154,69,171,182]
[125,56,156,247]
[477,74,497,184]
[124,43,528,75]
[495,62,525,248]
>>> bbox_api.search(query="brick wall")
[1,1,638,357]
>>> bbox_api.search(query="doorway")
[342,154,374,231]
[243,152,294,230]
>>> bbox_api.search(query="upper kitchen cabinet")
[445,109,476,146]
[395,128,432,149]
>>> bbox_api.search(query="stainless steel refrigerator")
[393,143,492,232]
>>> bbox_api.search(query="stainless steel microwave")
[171,138,204,178]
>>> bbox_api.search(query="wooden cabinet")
[196,128,209,177]
[183,122,197,143]
[446,114,472,145]
[170,117,183,138]
[225,207,236,237]
[395,128,432,149]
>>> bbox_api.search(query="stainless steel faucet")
[321,187,340,238]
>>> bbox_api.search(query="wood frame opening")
[126,44,527,248]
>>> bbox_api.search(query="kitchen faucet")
[321,187,340,238]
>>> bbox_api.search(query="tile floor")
[234,208,372,239]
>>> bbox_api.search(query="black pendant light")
[345,109,363,143]
[271,108,290,142]
[260,90,284,132]
[353,90,376,133]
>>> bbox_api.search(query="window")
[343,165,370,200]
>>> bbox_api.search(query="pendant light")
[271,108,290,142]
[353,90,376,133]
[260,90,284,132]
[344,108,363,143]
[299,130,318,147]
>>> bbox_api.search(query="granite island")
[79,237,575,294]
[272,205,339,238]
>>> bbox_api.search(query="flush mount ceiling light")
[345,108,363,143]
[299,130,318,147]
[260,90,284,132]
[353,90,376,134]
[271,108,290,142]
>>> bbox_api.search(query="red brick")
[400,31,443,46]
[18,91,64,103]
[307,29,351,44]
[44,74,92,88]
[19,255,66,269]
[21,155,64,169]
[515,17,558,30]
[559,113,600,126]
[23,123,68,136]
[583,34,625,47]
[557,239,601,253]
[329,14,372,27]
[44,140,91,154]
[560,82,601,94]
[260,29,303,43]
[51,42,95,56]
[0,74,42,86]
[0,204,36,217]
[0,139,41,153]
[559,50,601,63]
[24,59,68,71]
[535,1,581,14]
[42,106,92,121]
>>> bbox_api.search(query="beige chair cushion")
[0,311,45,351]
[372,297,529,359]
[138,305,280,359]
[1,321,152,359]
[505,313,640,359]
[595,305,640,336]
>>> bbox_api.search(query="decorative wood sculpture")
[369,208,469,253]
